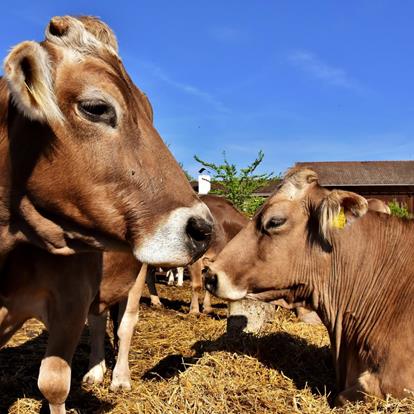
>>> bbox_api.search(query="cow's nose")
[186,216,213,259]
[203,267,218,294]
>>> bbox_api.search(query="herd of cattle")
[0,15,413,414]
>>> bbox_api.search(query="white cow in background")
[146,266,185,307]
[166,267,184,286]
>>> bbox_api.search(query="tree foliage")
[388,200,412,219]
[194,150,275,216]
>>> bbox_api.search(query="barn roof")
[295,160,414,186]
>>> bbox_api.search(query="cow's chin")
[246,288,294,303]
[246,290,282,302]
[134,248,191,268]
[132,203,211,267]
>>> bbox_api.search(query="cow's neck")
[0,84,79,258]
[0,81,20,258]
[313,214,414,387]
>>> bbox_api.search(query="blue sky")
[2,1,414,177]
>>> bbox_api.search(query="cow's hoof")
[189,308,200,315]
[167,280,174,286]
[202,307,214,314]
[110,377,132,392]
[176,282,183,287]
[150,295,163,308]
[151,301,164,309]
[49,402,66,414]
[82,360,107,385]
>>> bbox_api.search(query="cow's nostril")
[186,216,213,243]
[186,216,213,261]
[204,270,218,293]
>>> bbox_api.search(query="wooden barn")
[192,160,414,213]
[293,161,414,213]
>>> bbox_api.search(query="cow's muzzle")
[203,265,247,301]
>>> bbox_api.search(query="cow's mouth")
[246,288,295,303]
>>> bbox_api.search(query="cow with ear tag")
[205,167,414,406]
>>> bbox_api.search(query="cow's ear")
[319,190,368,245]
[3,41,63,123]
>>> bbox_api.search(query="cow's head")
[204,168,368,301]
[2,16,212,266]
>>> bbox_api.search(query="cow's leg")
[335,376,380,406]
[189,260,202,314]
[176,267,184,287]
[166,269,175,286]
[335,383,366,406]
[146,266,162,307]
[202,291,214,314]
[111,264,147,391]
[38,304,89,414]
[82,311,108,385]
[0,306,26,348]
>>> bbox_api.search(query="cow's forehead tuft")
[283,167,318,187]
[45,15,119,58]
[75,16,118,52]
[276,167,319,200]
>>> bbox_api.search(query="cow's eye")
[78,100,117,127]
[265,217,287,231]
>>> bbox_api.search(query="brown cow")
[0,15,212,265]
[205,167,414,405]
[0,16,213,414]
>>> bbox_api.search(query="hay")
[2,281,414,413]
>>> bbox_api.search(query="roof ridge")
[294,161,414,186]
[296,160,414,164]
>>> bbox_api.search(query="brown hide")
[286,197,391,324]
[89,251,141,314]
[0,245,101,347]
[205,168,414,404]
[0,15,212,266]
[201,194,249,258]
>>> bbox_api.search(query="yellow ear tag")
[332,208,346,229]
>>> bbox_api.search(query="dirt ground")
[1,279,413,414]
